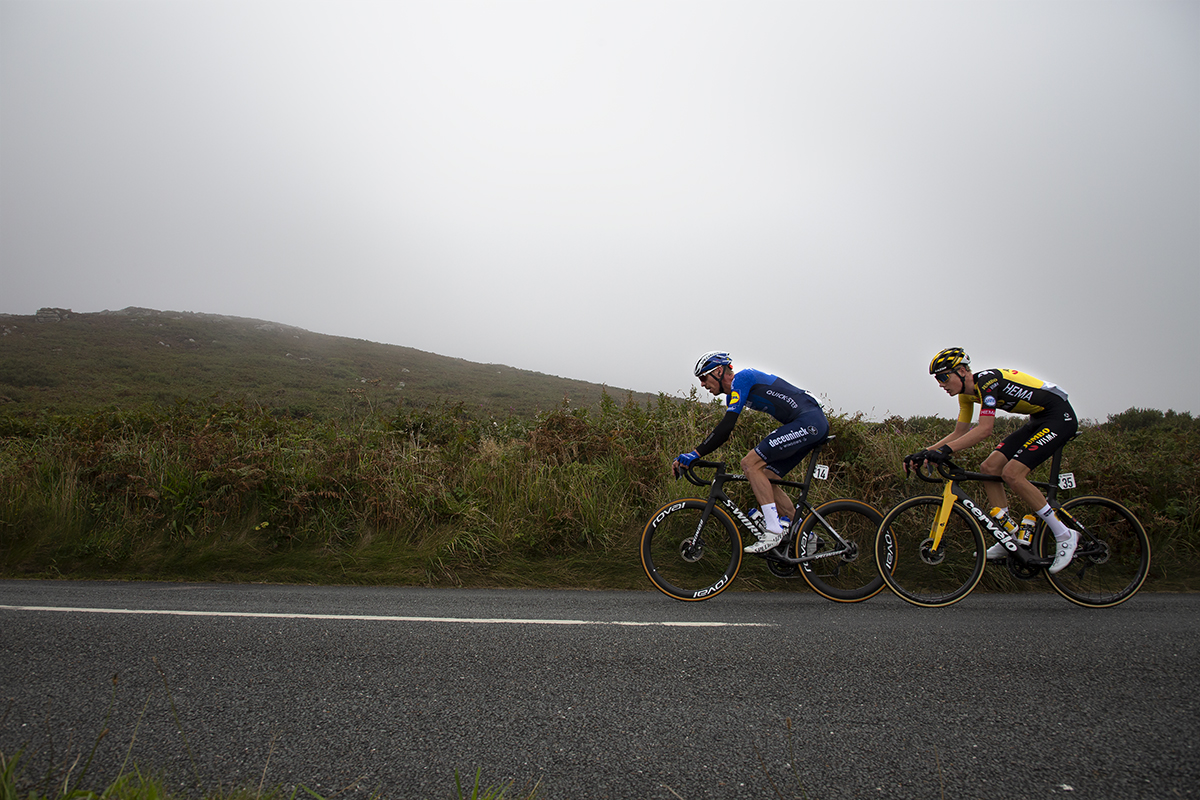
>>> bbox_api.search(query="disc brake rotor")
[679,538,703,563]
[919,537,946,566]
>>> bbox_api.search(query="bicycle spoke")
[1040,496,1150,608]
[641,501,741,601]
[797,500,886,602]
[876,496,985,607]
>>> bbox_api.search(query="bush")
[0,399,1196,591]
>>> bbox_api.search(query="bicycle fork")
[931,481,1051,568]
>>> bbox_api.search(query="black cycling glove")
[925,445,955,464]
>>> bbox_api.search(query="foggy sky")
[2,0,1197,423]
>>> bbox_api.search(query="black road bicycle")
[875,440,1150,608]
[640,437,886,602]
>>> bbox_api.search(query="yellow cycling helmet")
[929,347,970,375]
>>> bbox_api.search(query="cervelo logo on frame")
[962,497,1018,552]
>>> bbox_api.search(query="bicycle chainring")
[766,557,799,578]
[1006,556,1041,581]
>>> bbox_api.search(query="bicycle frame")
[682,441,852,566]
[919,443,1079,571]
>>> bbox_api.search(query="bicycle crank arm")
[1012,548,1052,569]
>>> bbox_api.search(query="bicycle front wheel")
[641,499,742,601]
[796,499,887,603]
[876,496,986,607]
[1039,496,1151,608]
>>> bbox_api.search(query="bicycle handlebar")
[676,459,724,487]
[908,459,1004,484]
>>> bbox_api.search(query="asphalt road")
[1,580,1196,800]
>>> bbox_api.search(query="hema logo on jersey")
[1004,385,1034,402]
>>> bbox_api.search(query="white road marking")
[0,604,773,627]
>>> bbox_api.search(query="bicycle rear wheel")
[641,500,742,601]
[1039,496,1150,608]
[876,496,986,607]
[796,499,887,603]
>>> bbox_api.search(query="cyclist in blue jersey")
[673,352,829,554]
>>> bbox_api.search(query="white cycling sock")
[762,503,783,535]
[1037,504,1071,542]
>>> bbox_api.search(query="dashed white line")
[0,604,774,627]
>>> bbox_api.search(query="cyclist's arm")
[929,419,973,451]
[695,410,739,457]
[939,413,994,454]
[928,393,990,452]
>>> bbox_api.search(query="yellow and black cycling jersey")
[958,369,1070,423]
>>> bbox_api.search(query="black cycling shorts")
[994,406,1078,469]
[754,407,829,477]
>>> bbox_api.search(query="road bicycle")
[874,439,1150,608]
[640,437,886,602]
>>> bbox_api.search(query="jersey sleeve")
[725,370,756,415]
[695,410,739,457]
[957,393,978,423]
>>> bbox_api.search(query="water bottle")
[989,507,1017,535]
[1018,514,1036,546]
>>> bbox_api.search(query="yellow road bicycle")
[875,440,1150,608]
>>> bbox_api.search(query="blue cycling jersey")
[725,368,820,422]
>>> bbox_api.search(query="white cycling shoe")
[745,530,783,553]
[1049,531,1079,574]
[985,541,1010,561]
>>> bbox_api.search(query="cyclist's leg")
[981,421,1040,510]
[1004,410,1080,570]
[1004,410,1078,520]
[744,410,829,522]
[979,449,1012,510]
[741,451,791,520]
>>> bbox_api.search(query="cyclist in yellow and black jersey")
[904,348,1080,574]
[955,368,1071,421]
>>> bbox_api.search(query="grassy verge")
[0,753,539,800]
[1,671,541,800]
[1,395,1197,591]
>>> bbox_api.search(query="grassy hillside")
[1,307,1196,595]
[0,307,657,419]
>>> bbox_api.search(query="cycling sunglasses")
[934,370,956,384]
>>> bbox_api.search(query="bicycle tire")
[641,499,742,601]
[876,496,986,607]
[796,499,887,603]
[1038,496,1151,608]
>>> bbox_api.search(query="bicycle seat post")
[795,435,833,503]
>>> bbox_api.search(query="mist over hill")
[0,307,661,418]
